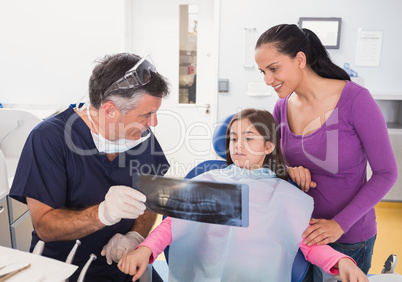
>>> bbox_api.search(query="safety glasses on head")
[104,55,157,97]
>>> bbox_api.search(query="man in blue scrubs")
[10,53,170,281]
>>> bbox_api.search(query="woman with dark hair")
[255,24,398,279]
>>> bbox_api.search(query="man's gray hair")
[106,90,147,114]
[88,53,169,110]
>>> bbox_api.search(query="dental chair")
[163,114,310,282]
[0,108,42,252]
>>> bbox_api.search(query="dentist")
[10,53,170,281]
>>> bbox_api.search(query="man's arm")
[27,197,105,242]
[130,210,157,238]
[27,185,148,242]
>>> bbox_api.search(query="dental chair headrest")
[212,114,235,160]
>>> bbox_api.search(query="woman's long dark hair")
[225,109,288,180]
[256,24,350,81]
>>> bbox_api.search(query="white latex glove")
[101,231,145,265]
[98,185,146,226]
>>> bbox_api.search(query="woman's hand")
[302,218,344,246]
[337,258,369,282]
[287,166,317,192]
[117,246,152,281]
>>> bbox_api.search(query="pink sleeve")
[299,242,355,275]
[137,217,172,264]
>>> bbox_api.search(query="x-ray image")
[133,174,249,227]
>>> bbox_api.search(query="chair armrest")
[292,249,310,282]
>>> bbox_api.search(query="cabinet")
[369,95,402,201]
[7,196,32,252]
[10,207,33,252]
[0,108,41,251]
[0,197,12,248]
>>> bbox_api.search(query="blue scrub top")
[10,107,169,281]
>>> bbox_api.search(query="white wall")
[217,0,402,119]
[1,0,401,115]
[0,0,125,107]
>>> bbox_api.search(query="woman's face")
[229,118,274,170]
[255,43,304,98]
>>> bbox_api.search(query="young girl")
[118,109,368,282]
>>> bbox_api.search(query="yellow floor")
[371,201,402,274]
[152,201,402,273]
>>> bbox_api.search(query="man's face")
[114,94,162,140]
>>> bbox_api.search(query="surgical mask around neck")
[86,106,151,153]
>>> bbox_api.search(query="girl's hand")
[287,166,317,192]
[337,258,369,282]
[117,246,152,281]
[302,218,344,246]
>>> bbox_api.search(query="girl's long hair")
[225,109,288,180]
[256,24,350,81]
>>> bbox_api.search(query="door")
[126,0,219,178]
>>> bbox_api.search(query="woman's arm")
[303,90,398,246]
[332,90,398,233]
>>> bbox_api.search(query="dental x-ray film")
[133,174,249,227]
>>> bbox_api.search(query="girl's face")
[254,43,305,98]
[229,118,274,170]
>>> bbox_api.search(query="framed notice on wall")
[355,30,383,67]
[298,17,342,49]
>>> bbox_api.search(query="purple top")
[273,81,398,243]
